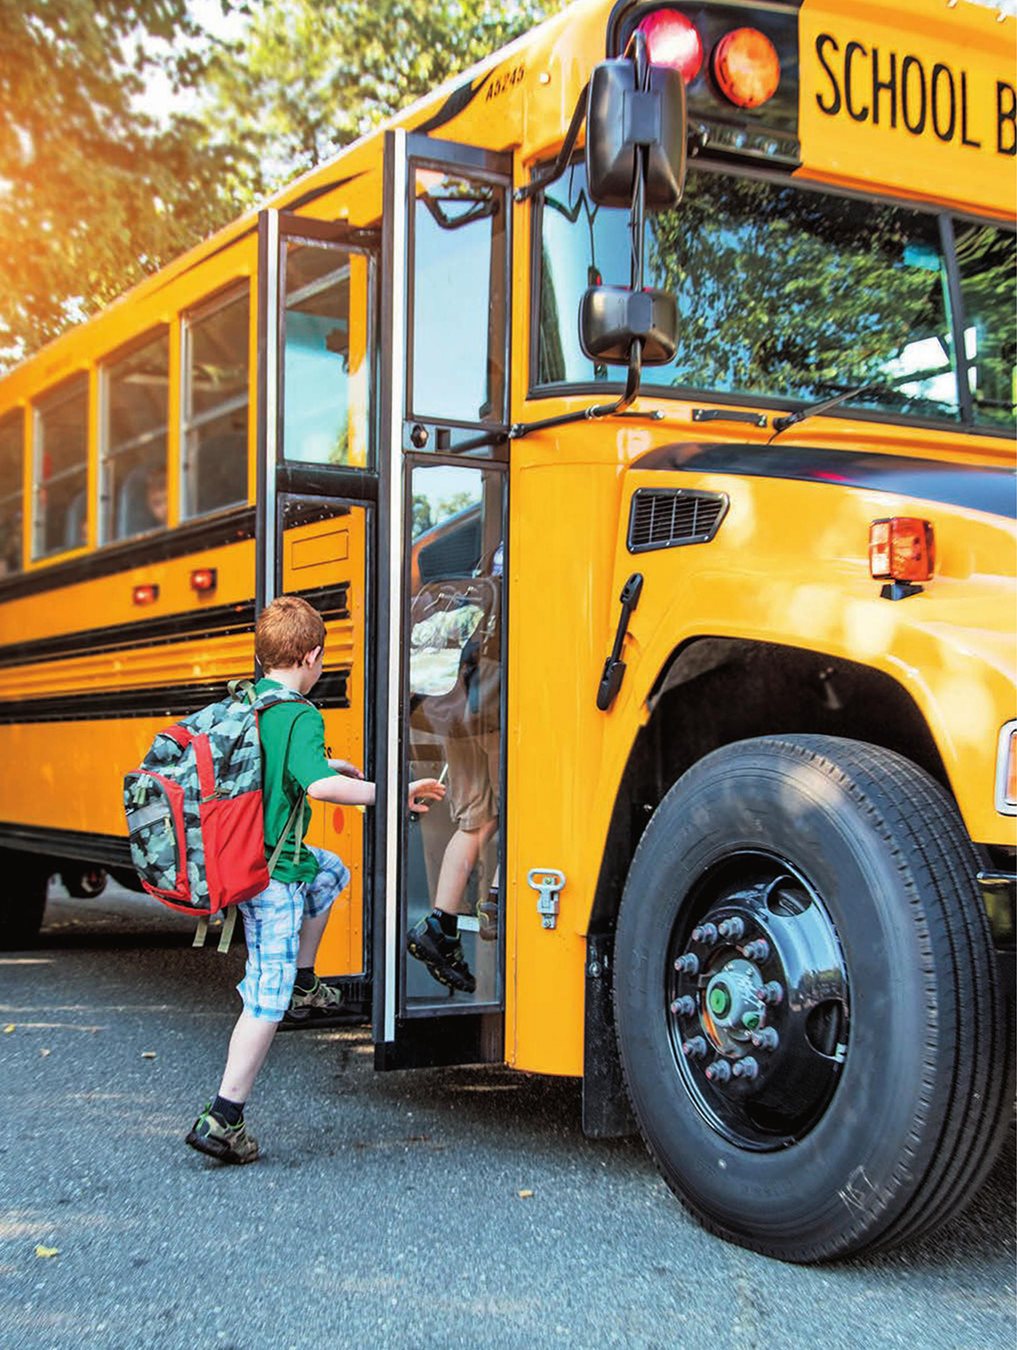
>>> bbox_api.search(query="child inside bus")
[407,541,502,993]
[186,594,444,1165]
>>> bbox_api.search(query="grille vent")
[627,488,728,553]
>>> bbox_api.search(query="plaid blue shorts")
[236,846,350,1022]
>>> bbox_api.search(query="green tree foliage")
[541,167,977,420]
[0,0,246,365]
[203,0,565,199]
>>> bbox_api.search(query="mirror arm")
[514,82,590,204]
[512,31,655,442]
[509,341,645,440]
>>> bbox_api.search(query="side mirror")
[585,59,687,211]
[579,286,677,366]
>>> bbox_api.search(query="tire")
[613,734,1012,1263]
[60,866,108,899]
[0,850,51,950]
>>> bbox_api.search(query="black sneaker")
[406,913,476,993]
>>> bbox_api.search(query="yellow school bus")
[0,0,1013,1260]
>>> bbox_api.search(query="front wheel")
[613,735,1011,1263]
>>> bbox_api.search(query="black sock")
[211,1094,244,1126]
[435,908,458,937]
[294,966,316,992]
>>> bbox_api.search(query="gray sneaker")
[185,1106,259,1164]
[284,976,351,1025]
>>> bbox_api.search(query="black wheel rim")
[665,850,850,1151]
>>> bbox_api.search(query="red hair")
[255,595,325,670]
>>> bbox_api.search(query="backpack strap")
[267,794,305,877]
[192,906,240,955]
[217,907,238,954]
[229,678,258,706]
[252,688,311,714]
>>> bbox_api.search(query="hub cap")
[666,851,850,1150]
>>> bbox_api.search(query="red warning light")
[637,9,704,84]
[190,567,218,594]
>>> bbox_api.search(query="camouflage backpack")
[123,682,309,948]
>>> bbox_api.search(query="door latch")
[527,868,566,930]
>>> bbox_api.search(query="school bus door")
[373,131,511,1068]
[256,210,378,989]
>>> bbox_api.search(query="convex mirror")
[579,287,677,366]
[585,59,687,210]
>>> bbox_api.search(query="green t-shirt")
[256,677,338,883]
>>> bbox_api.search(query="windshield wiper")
[769,365,954,439]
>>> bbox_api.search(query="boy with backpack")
[185,594,444,1164]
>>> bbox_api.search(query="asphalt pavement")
[0,881,1014,1350]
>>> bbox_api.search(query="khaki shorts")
[445,731,500,831]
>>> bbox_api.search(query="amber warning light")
[713,28,781,109]
[869,518,935,599]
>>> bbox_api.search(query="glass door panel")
[402,462,505,1012]
[282,242,372,467]
[409,170,507,427]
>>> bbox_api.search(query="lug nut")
[732,1056,759,1080]
[754,981,784,1006]
[705,1058,732,1083]
[718,916,745,941]
[682,1036,707,1060]
[743,938,770,962]
[674,952,700,976]
[750,1026,780,1051]
[692,922,719,946]
[670,995,696,1017]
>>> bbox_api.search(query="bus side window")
[33,375,89,559]
[0,409,24,576]
[102,328,170,543]
[182,287,249,519]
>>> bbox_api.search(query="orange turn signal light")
[868,518,935,582]
[190,567,218,594]
[132,583,160,605]
[712,27,781,109]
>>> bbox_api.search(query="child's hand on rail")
[408,778,446,814]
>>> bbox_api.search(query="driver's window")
[403,462,504,1010]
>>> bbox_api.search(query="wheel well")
[589,638,949,936]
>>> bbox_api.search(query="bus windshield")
[538,164,1016,433]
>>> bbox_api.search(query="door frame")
[254,207,381,983]
[255,208,381,610]
[373,129,513,1063]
